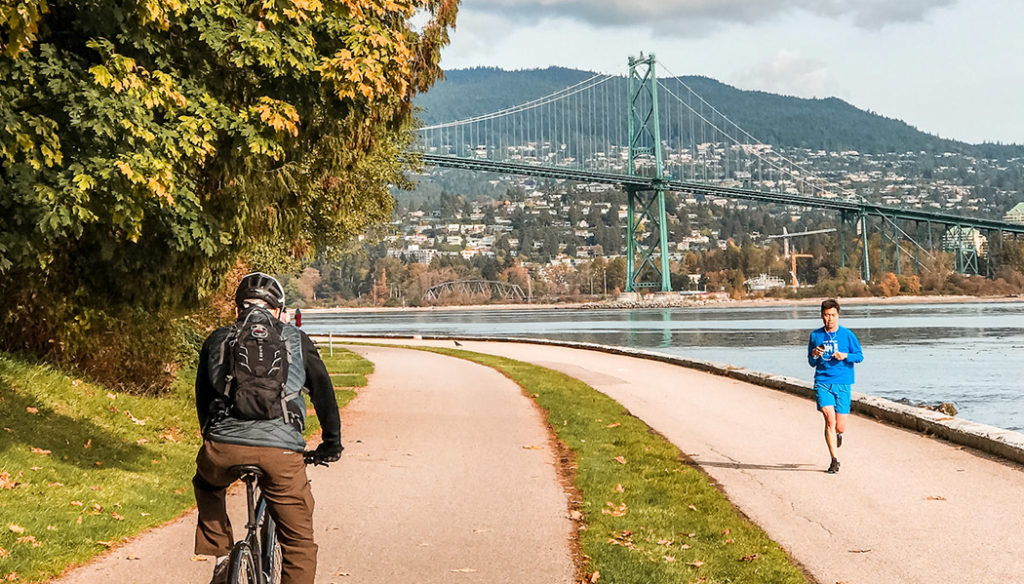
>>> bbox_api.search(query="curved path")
[350,338,1024,584]
[55,346,575,584]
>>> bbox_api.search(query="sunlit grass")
[424,347,808,584]
[0,347,369,582]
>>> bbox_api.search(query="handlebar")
[303,450,331,467]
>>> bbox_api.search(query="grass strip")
[422,347,809,584]
[0,347,370,582]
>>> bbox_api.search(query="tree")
[0,0,459,390]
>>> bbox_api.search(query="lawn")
[0,346,369,582]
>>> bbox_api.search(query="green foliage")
[0,0,458,390]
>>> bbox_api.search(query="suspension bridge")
[412,54,1024,291]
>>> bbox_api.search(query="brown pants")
[193,441,317,584]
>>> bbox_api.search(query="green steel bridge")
[413,54,1024,291]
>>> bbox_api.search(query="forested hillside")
[416,67,1023,157]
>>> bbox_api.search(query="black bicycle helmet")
[234,272,285,309]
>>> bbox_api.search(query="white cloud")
[730,50,842,99]
[467,0,957,34]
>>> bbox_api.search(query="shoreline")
[301,293,1024,314]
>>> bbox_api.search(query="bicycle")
[224,452,325,584]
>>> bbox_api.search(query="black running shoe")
[827,458,840,474]
[837,433,843,448]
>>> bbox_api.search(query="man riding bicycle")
[193,272,343,584]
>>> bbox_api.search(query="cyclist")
[192,272,343,584]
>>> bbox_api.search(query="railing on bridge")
[423,280,527,303]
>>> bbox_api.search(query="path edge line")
[313,333,1024,467]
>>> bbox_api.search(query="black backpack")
[223,305,290,420]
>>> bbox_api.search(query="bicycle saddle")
[229,464,265,479]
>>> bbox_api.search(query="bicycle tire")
[261,513,283,584]
[227,542,259,584]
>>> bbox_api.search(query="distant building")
[744,273,786,292]
[1004,202,1024,224]
[942,226,987,255]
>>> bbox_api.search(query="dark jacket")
[195,323,341,452]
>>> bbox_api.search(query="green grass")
[0,347,370,583]
[422,347,809,584]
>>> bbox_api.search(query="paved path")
[355,338,1024,584]
[56,345,575,584]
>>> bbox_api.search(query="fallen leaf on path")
[589,571,600,582]
[848,549,872,554]
[25,407,38,414]
[335,571,350,576]
[521,445,542,450]
[568,510,583,521]
[926,496,946,501]
[450,568,477,573]
[190,555,208,562]
[613,456,626,465]
[30,447,51,455]
[127,555,140,560]
[96,540,116,548]
[7,525,24,534]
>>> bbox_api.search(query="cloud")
[466,0,958,34]
[730,50,842,99]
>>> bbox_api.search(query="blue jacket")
[807,325,863,384]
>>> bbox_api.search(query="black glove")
[312,441,343,465]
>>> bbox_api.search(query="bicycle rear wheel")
[227,542,259,584]
[261,514,283,584]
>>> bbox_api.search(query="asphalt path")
[55,345,575,584]
[353,338,1024,584]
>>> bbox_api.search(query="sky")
[436,0,1024,145]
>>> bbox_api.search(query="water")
[303,302,1024,432]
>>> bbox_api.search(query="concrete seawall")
[313,332,1024,466]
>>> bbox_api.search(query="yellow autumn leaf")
[8,525,25,534]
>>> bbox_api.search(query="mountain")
[415,67,1023,158]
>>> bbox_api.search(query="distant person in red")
[295,307,302,328]
[807,298,863,474]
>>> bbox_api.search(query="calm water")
[304,302,1024,432]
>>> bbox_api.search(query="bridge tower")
[625,54,672,293]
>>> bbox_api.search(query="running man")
[808,298,863,474]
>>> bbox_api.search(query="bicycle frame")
[227,466,281,584]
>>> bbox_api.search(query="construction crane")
[765,227,837,289]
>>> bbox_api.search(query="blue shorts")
[815,383,852,414]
